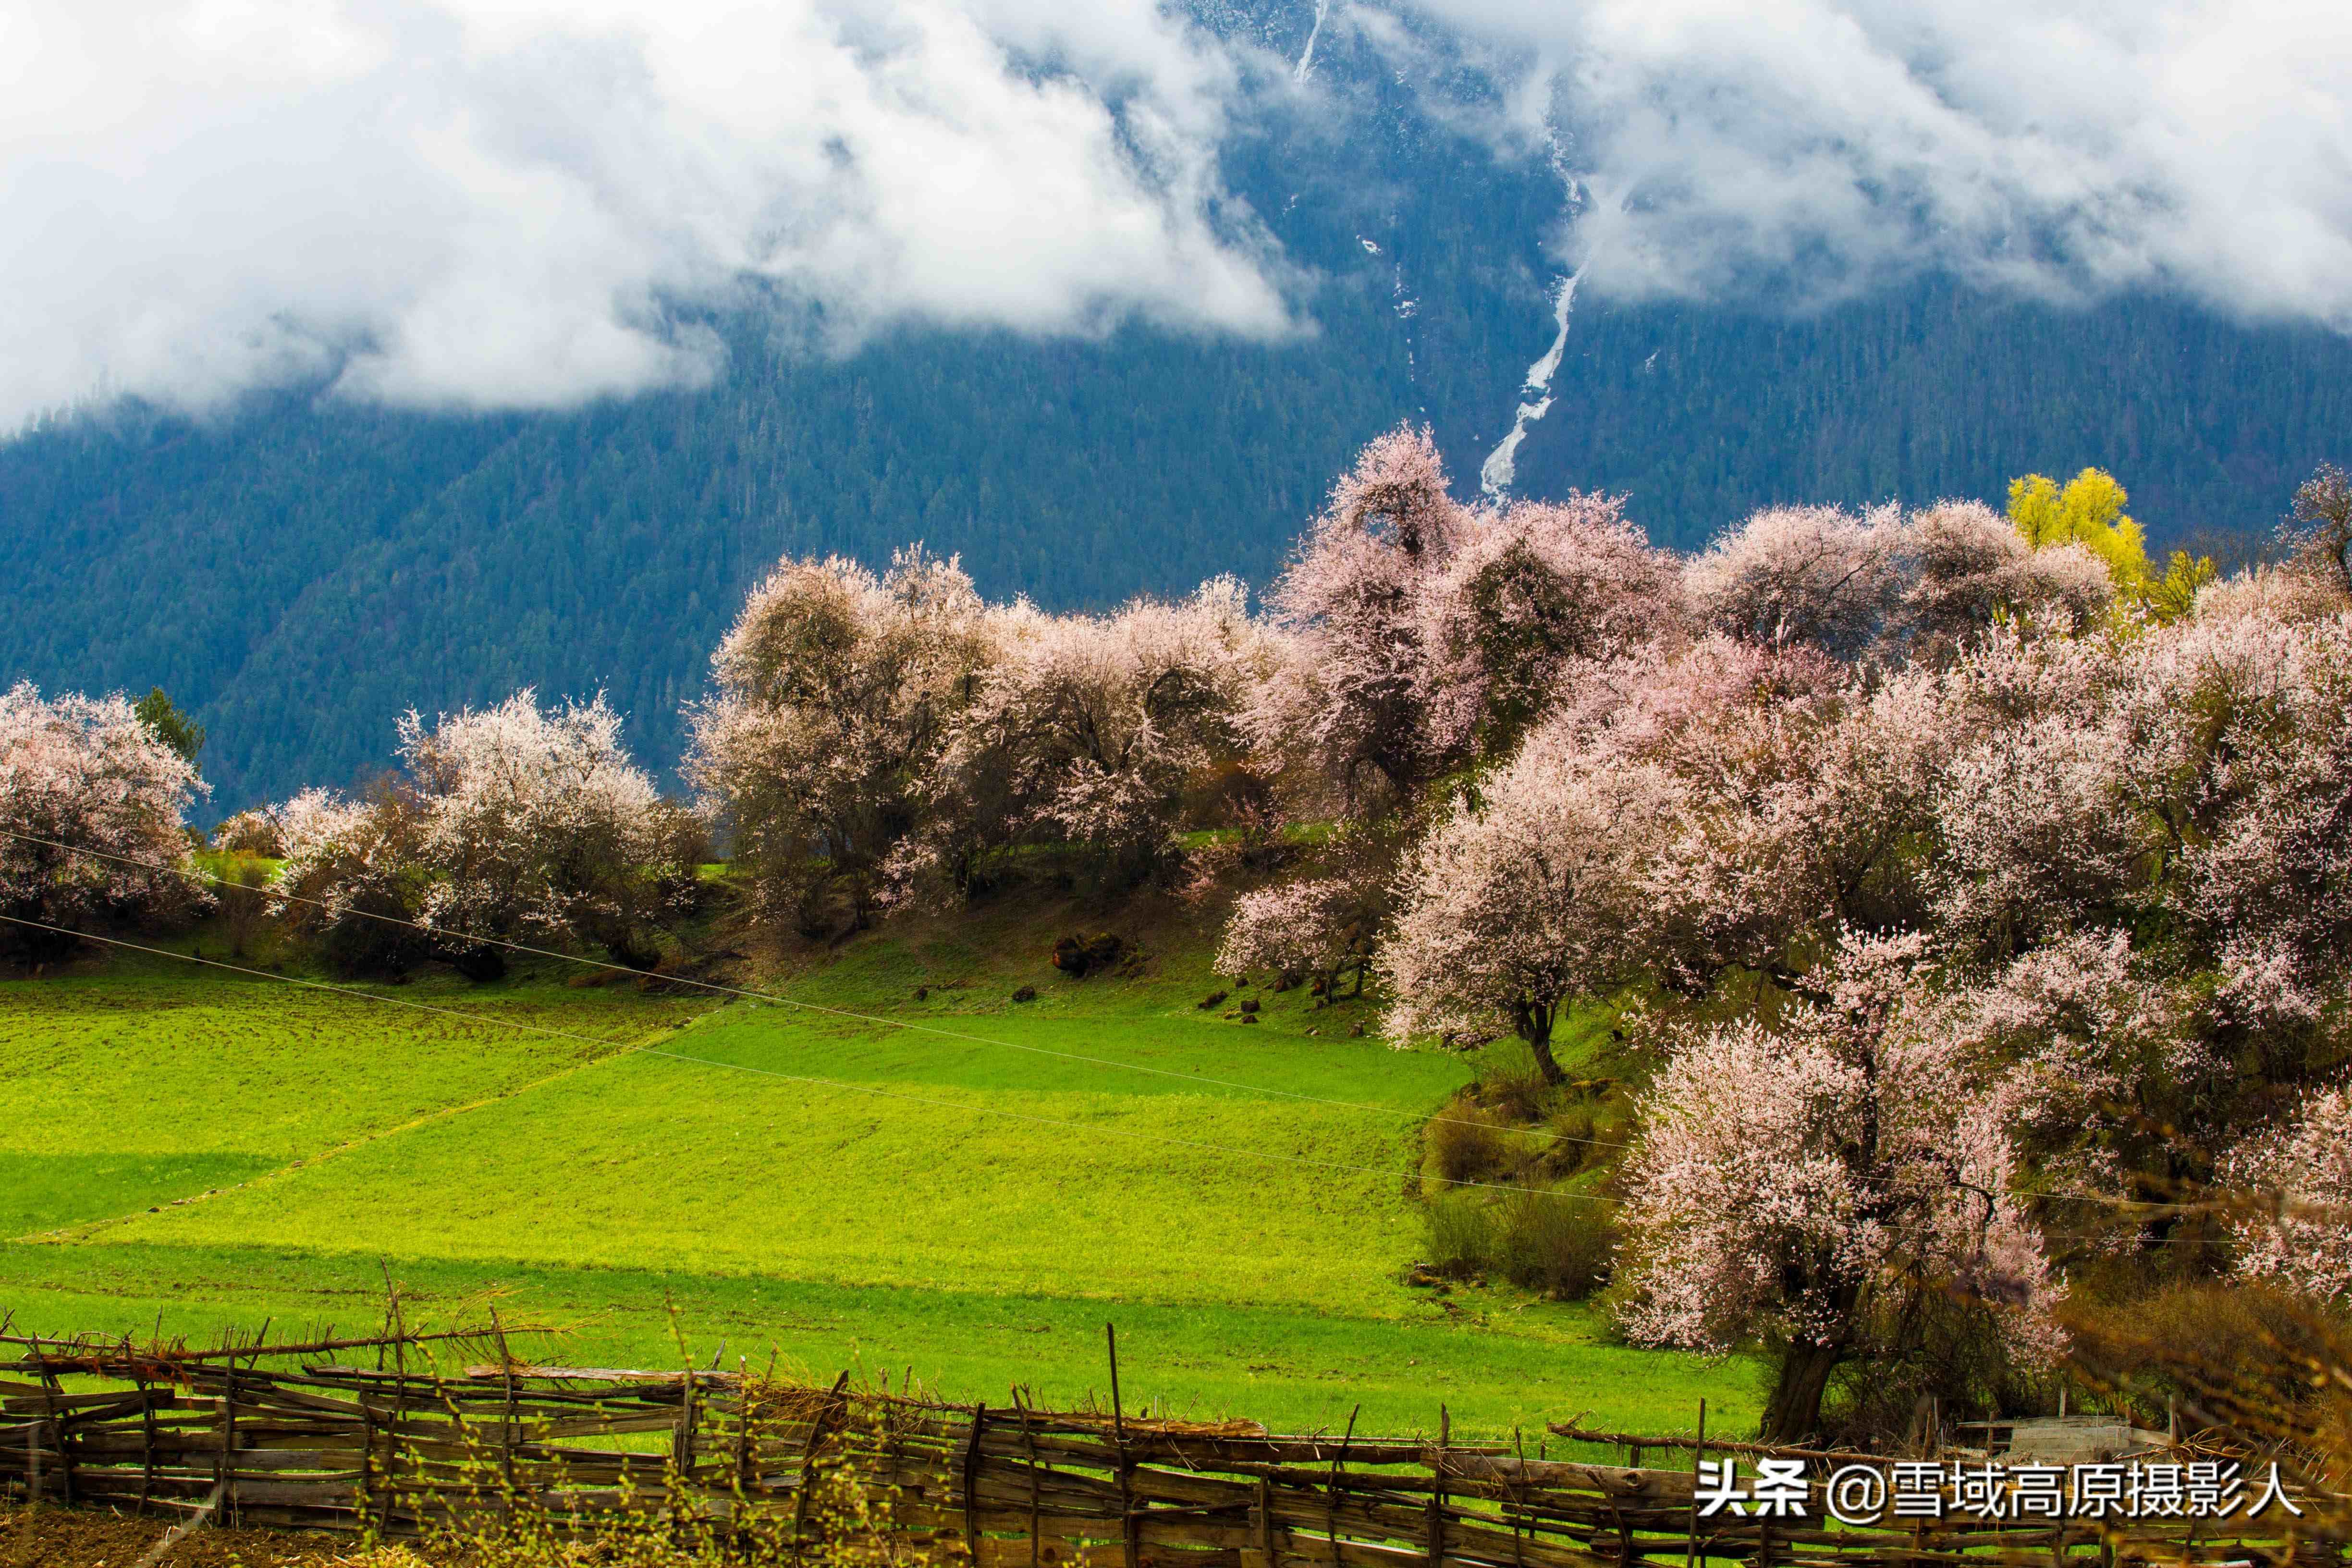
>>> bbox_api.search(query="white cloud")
[1400,0,2352,325]
[0,0,1297,424]
[9,0,2352,425]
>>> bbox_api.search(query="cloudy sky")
[4,0,2350,425]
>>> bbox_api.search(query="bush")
[217,856,274,959]
[1423,1190,1495,1280]
[1051,931,1124,977]
[1421,1184,1616,1299]
[1425,1103,1516,1187]
[1491,1187,1614,1299]
[1473,1049,1554,1124]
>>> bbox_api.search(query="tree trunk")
[1761,1341,1842,1443]
[1514,1001,1567,1086]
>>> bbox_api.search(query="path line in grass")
[3,923,715,1244]
[2,916,1612,1221]
[2,829,1627,1152]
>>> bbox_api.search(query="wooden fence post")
[675,1363,697,1479]
[789,1372,850,1566]
[222,1358,239,1529]
[1684,1400,1705,1568]
[28,1347,51,1513]
[139,1374,158,1514]
[1426,1407,1448,1568]
[494,1309,520,1518]
[1017,1391,1043,1568]
[1326,1406,1358,1568]
[1503,1431,1528,1568]
[1108,1325,1138,1568]
[963,1403,990,1565]
[735,1357,753,1497]
[357,1406,375,1536]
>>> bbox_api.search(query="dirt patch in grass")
[0,1505,396,1566]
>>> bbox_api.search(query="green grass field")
[0,893,1756,1440]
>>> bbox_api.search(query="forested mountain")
[5,2,2348,813]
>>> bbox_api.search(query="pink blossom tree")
[1415,494,1681,762]
[211,806,288,857]
[1910,627,2144,958]
[1685,503,1906,659]
[2225,1086,2352,1302]
[1381,636,1933,1079]
[908,579,1272,895]
[399,690,693,968]
[1899,501,2113,649]
[0,682,208,961]
[1250,426,1473,808]
[277,693,692,975]
[686,546,995,934]
[2115,607,2352,1034]
[273,784,434,975]
[1215,856,1387,1002]
[1617,932,2063,1440]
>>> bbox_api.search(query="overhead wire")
[5,831,2205,1218]
[0,911,1619,1206]
[0,827,1632,1153]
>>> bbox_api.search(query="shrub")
[218,856,274,959]
[1425,1102,1515,1187]
[1423,1190,1495,1280]
[1473,1049,1553,1124]
[212,806,287,857]
[1491,1188,1614,1300]
[1051,931,1124,977]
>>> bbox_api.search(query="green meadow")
[0,895,1754,1441]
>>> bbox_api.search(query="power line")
[5,833,2201,1220]
[0,828,1630,1153]
[0,911,1616,1207]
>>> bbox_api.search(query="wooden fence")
[2,1338,2343,1566]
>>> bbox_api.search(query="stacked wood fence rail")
[3,1345,2343,1566]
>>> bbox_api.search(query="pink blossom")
[396,689,671,946]
[2224,1087,2352,1301]
[686,546,995,929]
[1900,501,2112,646]
[1253,425,1473,803]
[905,578,1273,896]
[1685,503,1905,658]
[1617,932,2065,1377]
[1415,493,1680,760]
[0,682,208,955]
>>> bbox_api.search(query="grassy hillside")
[0,890,1751,1440]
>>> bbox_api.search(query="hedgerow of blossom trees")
[901,579,1275,899]
[685,548,993,934]
[275,692,696,975]
[0,682,208,959]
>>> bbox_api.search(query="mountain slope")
[4,15,2347,812]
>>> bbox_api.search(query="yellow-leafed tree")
[2006,467,2151,588]
[2007,467,2214,623]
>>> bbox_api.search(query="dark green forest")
[4,11,2348,812]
